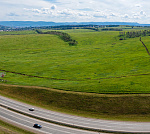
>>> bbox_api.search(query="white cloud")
[109,13,117,17]
[133,14,141,19]
[140,10,146,16]
[93,11,107,18]
[135,4,142,8]
[122,14,129,19]
[0,0,150,23]
[51,5,57,10]
[7,12,19,17]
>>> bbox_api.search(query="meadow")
[0,28,150,120]
[0,29,150,94]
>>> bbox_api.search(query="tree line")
[119,30,150,40]
[101,28,123,31]
[36,30,78,46]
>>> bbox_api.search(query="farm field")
[0,29,150,94]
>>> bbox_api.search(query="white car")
[29,108,34,111]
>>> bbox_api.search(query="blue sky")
[0,0,150,23]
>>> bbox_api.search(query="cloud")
[51,5,56,10]
[78,12,89,17]
[135,4,142,8]
[24,5,57,15]
[23,6,148,23]
[133,14,141,19]
[32,9,42,14]
[78,8,93,11]
[7,12,19,16]
[109,13,117,17]
[93,11,107,18]
[140,10,146,16]
[122,14,129,19]
[43,0,58,3]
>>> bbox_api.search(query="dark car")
[29,108,34,111]
[33,124,42,128]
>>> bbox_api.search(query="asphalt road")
[0,106,99,134]
[1,95,150,133]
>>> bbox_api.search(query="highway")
[1,95,150,133]
[0,106,99,134]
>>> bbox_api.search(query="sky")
[0,0,150,24]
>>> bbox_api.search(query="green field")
[0,29,150,94]
[0,30,37,35]
[0,28,150,121]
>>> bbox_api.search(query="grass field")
[0,30,37,35]
[0,29,149,94]
[0,28,150,122]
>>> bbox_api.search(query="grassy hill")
[0,29,150,120]
[0,29,150,94]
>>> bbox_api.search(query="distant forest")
[0,24,99,31]
[0,24,130,31]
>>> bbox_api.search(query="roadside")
[1,95,150,134]
[0,83,150,122]
[0,118,35,134]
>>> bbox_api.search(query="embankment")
[0,84,150,118]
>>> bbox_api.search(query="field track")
[1,69,150,81]
[140,38,150,56]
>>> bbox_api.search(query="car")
[29,108,34,111]
[33,124,42,128]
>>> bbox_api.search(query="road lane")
[1,95,150,133]
[0,106,98,134]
